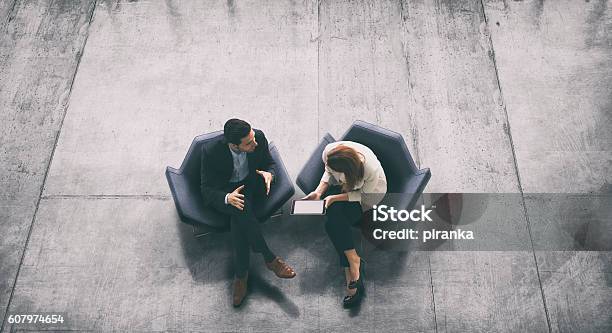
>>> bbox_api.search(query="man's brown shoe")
[265,257,296,279]
[232,272,248,307]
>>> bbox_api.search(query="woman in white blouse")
[303,141,387,307]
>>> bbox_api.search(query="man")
[200,118,296,307]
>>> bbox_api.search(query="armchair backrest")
[295,133,336,194]
[179,131,225,180]
[340,121,418,192]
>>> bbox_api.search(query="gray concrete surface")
[484,0,612,193]
[0,0,95,329]
[1,0,610,332]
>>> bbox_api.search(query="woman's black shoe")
[344,258,366,308]
[348,258,366,290]
[342,286,364,308]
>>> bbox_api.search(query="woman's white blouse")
[320,141,387,211]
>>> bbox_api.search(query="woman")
[303,141,387,307]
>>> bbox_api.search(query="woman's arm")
[325,192,348,208]
[315,181,329,196]
[304,144,334,200]
[303,181,329,200]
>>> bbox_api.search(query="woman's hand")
[302,191,322,200]
[324,194,338,208]
[324,193,349,208]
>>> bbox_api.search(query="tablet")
[291,200,326,215]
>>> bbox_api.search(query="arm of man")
[257,130,277,181]
[200,145,229,211]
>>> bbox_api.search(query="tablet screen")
[291,200,325,215]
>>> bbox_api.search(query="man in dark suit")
[200,118,296,307]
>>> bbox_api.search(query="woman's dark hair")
[327,145,364,192]
[224,119,251,145]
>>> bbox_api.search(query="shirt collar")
[229,146,245,157]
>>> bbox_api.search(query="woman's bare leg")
[344,249,361,282]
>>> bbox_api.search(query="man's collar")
[228,145,245,156]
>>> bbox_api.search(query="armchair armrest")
[296,133,336,194]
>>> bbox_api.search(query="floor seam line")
[428,255,439,333]
[3,0,17,29]
[479,1,552,332]
[398,0,423,168]
[41,194,171,200]
[316,0,321,141]
[0,1,98,331]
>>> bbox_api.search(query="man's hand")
[302,191,322,201]
[256,170,273,195]
[227,185,245,210]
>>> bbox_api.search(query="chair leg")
[192,225,214,238]
[269,209,283,219]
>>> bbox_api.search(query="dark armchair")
[295,120,431,222]
[166,131,295,234]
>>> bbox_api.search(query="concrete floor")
[1,0,611,332]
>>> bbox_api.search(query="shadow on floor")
[239,271,301,318]
[176,216,234,283]
[174,196,415,316]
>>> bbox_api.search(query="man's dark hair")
[224,118,251,145]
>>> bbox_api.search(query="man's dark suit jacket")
[200,129,277,212]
